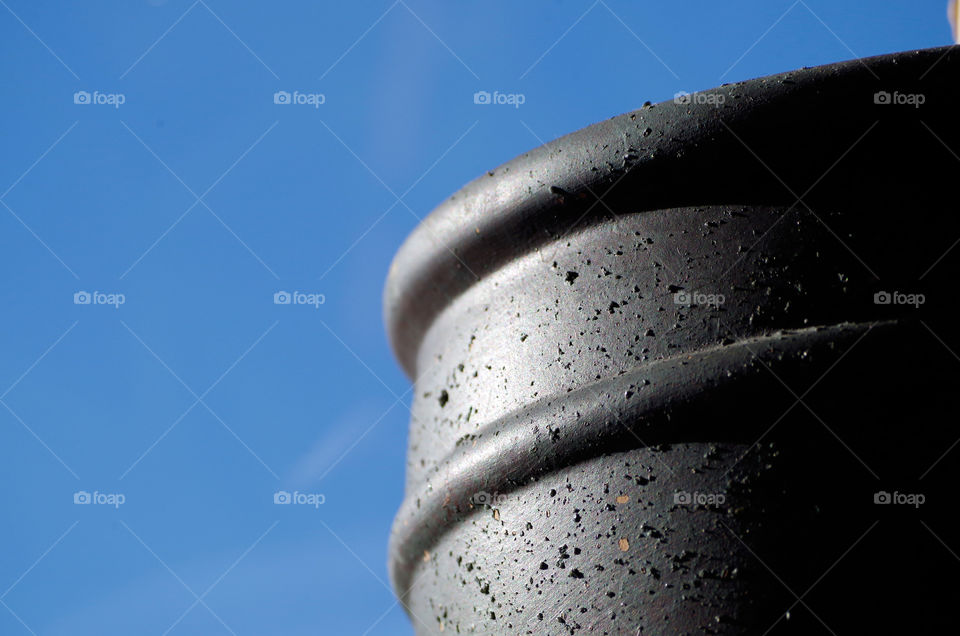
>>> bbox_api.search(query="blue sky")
[0,1,949,634]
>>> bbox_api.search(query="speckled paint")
[385,48,960,634]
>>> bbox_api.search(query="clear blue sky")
[0,1,948,634]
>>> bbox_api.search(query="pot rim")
[382,46,955,379]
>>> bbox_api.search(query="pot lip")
[382,46,954,379]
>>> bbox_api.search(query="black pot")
[385,47,960,634]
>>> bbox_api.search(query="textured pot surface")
[385,47,960,634]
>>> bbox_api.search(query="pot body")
[385,47,960,634]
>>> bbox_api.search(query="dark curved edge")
[382,46,960,378]
[388,320,893,597]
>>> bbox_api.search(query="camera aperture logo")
[874,490,925,508]
[674,91,725,107]
[873,290,925,308]
[274,490,325,508]
[73,91,126,109]
[74,290,125,308]
[674,491,726,506]
[874,91,925,108]
[673,290,725,307]
[74,490,125,508]
[470,491,508,506]
[473,90,525,109]
[273,90,325,108]
[273,290,325,308]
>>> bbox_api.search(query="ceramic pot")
[385,47,960,634]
